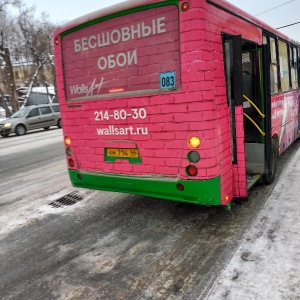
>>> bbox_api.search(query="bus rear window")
[61,5,180,101]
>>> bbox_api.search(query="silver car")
[0,104,61,137]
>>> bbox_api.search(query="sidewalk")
[206,145,300,300]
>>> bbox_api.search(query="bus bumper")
[69,170,222,206]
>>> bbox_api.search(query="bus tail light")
[65,137,76,169]
[187,151,200,163]
[181,2,190,12]
[176,183,185,191]
[109,88,124,93]
[55,37,60,46]
[65,137,71,146]
[66,148,72,156]
[188,136,201,148]
[186,165,198,177]
[68,158,75,168]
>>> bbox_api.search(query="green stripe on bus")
[60,0,179,37]
[69,170,221,206]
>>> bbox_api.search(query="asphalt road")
[0,129,64,175]
[0,129,299,300]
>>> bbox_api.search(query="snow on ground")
[206,146,300,300]
[0,157,98,239]
[0,130,87,238]
[0,129,117,240]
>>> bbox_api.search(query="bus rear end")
[54,0,229,207]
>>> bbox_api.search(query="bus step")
[247,174,262,190]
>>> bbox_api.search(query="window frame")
[290,44,299,90]
[278,39,291,92]
[40,106,52,115]
[263,32,300,94]
[28,108,40,117]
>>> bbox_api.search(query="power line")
[276,21,300,29]
[254,0,295,16]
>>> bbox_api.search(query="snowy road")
[0,130,299,299]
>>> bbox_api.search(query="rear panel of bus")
[54,0,299,206]
[53,0,234,206]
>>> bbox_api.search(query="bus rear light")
[55,37,60,46]
[186,165,198,177]
[176,183,185,191]
[109,88,124,93]
[65,137,71,146]
[66,148,72,156]
[188,136,201,148]
[181,2,190,12]
[187,151,200,163]
[68,158,75,168]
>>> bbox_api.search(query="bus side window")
[278,40,290,92]
[290,46,298,90]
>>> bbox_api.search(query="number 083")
[160,71,176,89]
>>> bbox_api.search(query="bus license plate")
[106,148,139,158]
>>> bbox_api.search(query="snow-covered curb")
[206,146,300,299]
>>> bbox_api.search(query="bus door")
[242,44,273,187]
[242,45,267,186]
[223,34,271,190]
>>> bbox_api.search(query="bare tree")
[0,0,22,115]
[18,7,56,105]
[0,47,19,113]
[0,1,59,114]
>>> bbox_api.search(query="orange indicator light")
[188,136,201,148]
[65,137,71,146]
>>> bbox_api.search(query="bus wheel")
[264,138,278,184]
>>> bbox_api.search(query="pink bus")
[53,0,300,208]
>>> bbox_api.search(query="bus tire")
[264,138,278,184]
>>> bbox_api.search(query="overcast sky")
[18,0,300,42]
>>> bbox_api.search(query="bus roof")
[54,0,163,35]
[209,0,300,46]
[54,0,300,46]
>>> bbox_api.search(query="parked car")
[0,104,61,137]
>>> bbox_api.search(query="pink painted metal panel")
[61,5,180,101]
[271,91,300,154]
[53,1,231,201]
